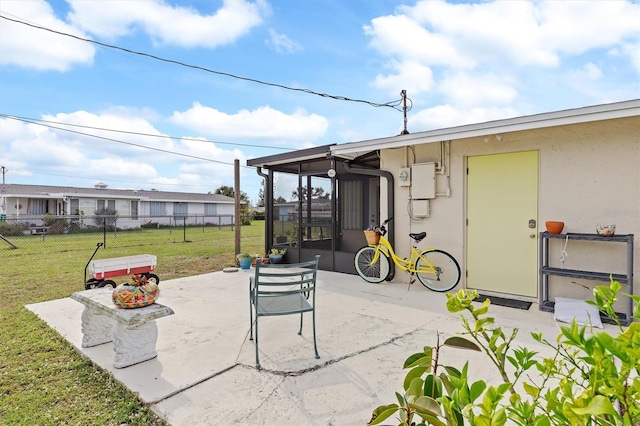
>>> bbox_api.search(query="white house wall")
[380,116,639,299]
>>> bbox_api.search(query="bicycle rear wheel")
[415,249,460,292]
[354,246,390,283]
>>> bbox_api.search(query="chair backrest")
[253,255,320,299]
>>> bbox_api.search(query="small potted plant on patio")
[236,253,252,270]
[268,248,287,264]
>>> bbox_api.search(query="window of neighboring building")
[174,202,188,217]
[70,198,80,215]
[96,199,115,211]
[204,203,217,215]
[150,202,166,216]
[28,199,48,214]
[130,201,138,219]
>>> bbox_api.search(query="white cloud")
[0,110,249,191]
[68,0,270,48]
[411,104,518,130]
[265,29,301,54]
[169,103,328,144]
[618,42,640,73]
[364,0,639,117]
[372,60,435,95]
[438,72,518,106]
[364,14,473,68]
[0,0,95,71]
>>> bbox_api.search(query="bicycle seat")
[409,232,426,242]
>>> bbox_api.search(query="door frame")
[465,150,539,298]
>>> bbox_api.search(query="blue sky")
[1,0,638,204]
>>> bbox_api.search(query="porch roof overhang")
[246,144,337,169]
[330,98,640,159]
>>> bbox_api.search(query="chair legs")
[312,310,319,359]
[251,308,320,368]
[254,316,260,369]
[250,312,319,368]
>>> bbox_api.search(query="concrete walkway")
[27,269,572,425]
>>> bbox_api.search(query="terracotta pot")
[545,221,564,234]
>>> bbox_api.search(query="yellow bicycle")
[354,218,461,292]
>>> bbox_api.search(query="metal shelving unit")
[539,232,634,326]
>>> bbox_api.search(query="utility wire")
[0,113,291,152]
[0,14,405,111]
[5,114,256,169]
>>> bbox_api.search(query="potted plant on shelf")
[236,253,252,270]
[268,248,287,264]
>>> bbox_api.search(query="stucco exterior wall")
[381,116,639,300]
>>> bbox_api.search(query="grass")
[0,222,265,425]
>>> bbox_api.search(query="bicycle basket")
[363,230,380,245]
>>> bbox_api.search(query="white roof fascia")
[331,99,640,158]
[68,193,143,201]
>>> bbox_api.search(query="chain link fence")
[0,214,236,261]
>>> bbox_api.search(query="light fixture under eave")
[483,134,503,143]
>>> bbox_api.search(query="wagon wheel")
[99,280,117,289]
[85,278,102,290]
[143,273,160,285]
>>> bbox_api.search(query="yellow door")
[467,151,538,297]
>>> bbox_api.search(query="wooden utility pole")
[234,159,241,257]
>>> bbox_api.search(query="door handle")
[529,233,536,238]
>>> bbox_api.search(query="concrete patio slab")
[26,269,590,425]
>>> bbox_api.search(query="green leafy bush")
[369,277,640,425]
[0,222,29,236]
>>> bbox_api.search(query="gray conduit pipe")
[256,167,271,254]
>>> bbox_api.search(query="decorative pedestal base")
[113,321,159,368]
[80,308,115,347]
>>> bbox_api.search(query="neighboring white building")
[0,183,238,228]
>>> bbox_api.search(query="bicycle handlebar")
[375,218,393,236]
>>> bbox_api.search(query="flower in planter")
[269,248,286,264]
[236,253,253,269]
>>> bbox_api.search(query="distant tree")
[214,185,251,224]
[291,186,330,200]
[214,185,249,203]
[257,185,265,208]
[94,207,118,230]
[274,196,287,204]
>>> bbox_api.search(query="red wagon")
[85,250,159,290]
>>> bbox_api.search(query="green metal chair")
[249,255,320,369]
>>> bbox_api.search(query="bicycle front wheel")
[415,249,460,292]
[354,246,390,283]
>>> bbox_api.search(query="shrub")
[0,222,29,236]
[369,277,640,425]
[43,214,68,234]
[94,208,118,230]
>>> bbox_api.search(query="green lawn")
[0,223,265,425]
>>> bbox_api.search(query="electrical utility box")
[411,162,436,199]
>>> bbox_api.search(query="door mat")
[475,294,532,310]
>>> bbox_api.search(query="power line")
[0,14,405,111]
[2,114,258,168]
[0,113,291,152]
